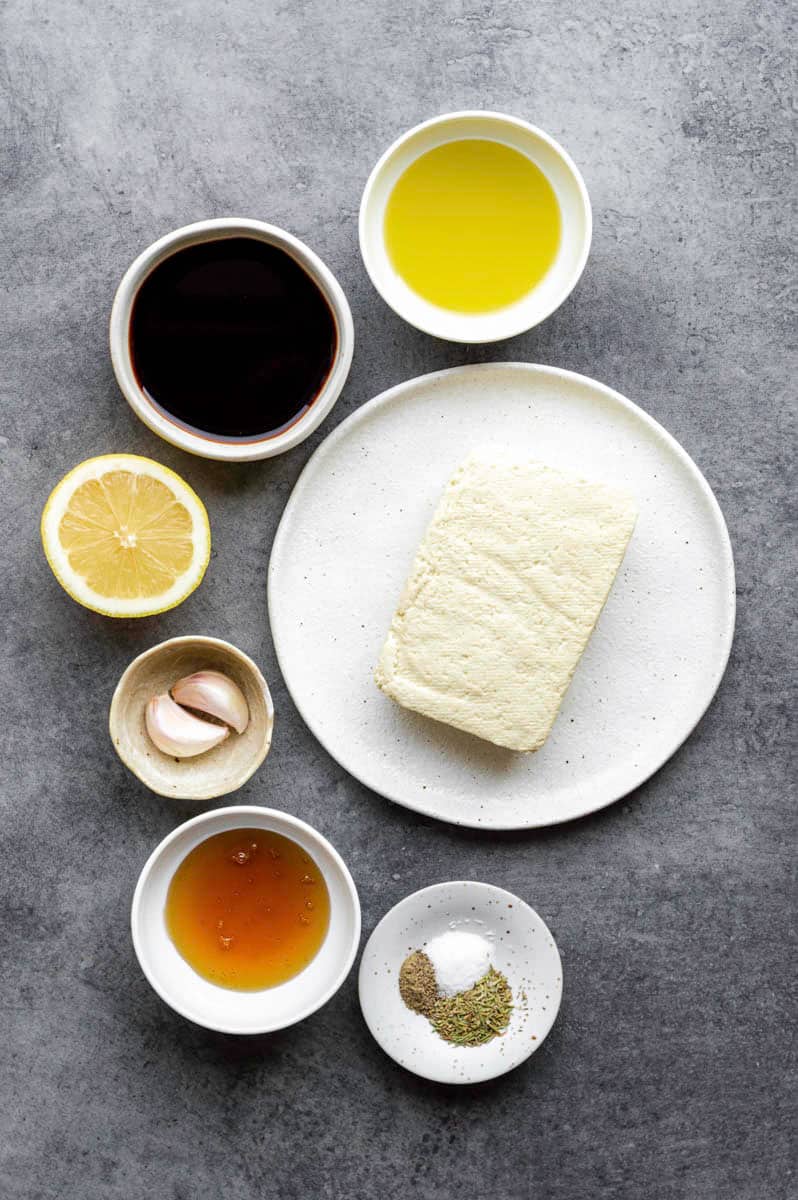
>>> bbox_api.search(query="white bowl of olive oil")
[131,806,360,1033]
[359,111,591,343]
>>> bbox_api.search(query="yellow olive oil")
[384,139,561,313]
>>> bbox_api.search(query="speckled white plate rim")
[268,362,736,830]
[358,881,563,1085]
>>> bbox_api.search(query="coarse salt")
[425,930,492,998]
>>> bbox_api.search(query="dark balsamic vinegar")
[129,237,338,440]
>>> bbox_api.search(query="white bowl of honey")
[359,111,591,343]
[131,806,361,1033]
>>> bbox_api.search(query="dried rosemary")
[399,950,439,1017]
[430,966,513,1047]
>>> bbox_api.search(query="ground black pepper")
[398,950,439,1017]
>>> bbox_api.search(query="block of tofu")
[374,451,638,751]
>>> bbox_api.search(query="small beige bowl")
[110,636,273,800]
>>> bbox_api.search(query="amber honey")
[165,828,330,991]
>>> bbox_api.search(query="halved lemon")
[41,454,211,617]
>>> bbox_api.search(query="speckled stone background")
[1,2,795,1198]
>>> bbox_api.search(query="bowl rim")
[131,804,362,1033]
[358,110,592,343]
[109,635,274,801]
[109,217,355,462]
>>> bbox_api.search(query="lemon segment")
[41,454,211,617]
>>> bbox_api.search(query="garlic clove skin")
[170,670,250,735]
[145,693,230,758]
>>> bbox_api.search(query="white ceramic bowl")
[109,636,274,802]
[110,218,354,462]
[359,882,562,1084]
[132,806,361,1033]
[359,111,591,343]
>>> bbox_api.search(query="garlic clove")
[145,693,230,758]
[170,670,250,735]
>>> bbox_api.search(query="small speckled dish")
[110,636,273,800]
[358,882,562,1084]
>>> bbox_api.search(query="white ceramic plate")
[269,364,735,829]
[358,882,562,1084]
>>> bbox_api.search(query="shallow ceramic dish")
[359,882,562,1084]
[132,805,360,1033]
[268,363,736,829]
[359,111,591,343]
[110,636,273,801]
[110,217,354,461]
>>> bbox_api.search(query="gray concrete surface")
[1,2,795,1197]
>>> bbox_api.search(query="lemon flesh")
[41,455,211,617]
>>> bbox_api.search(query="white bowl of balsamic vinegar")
[110,218,354,462]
